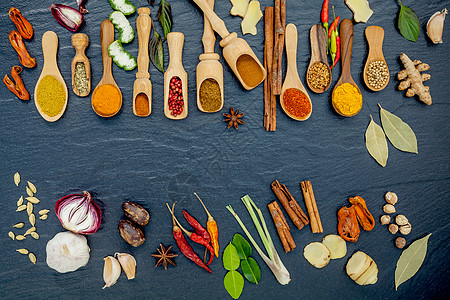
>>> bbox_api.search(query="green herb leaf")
[240,257,261,284]
[365,115,388,167]
[224,270,244,299]
[395,233,432,290]
[379,104,418,153]
[158,0,173,40]
[149,23,164,73]
[223,242,240,271]
[232,233,252,260]
[398,2,420,42]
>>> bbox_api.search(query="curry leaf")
[223,243,240,271]
[379,104,418,153]
[232,233,252,260]
[240,257,261,284]
[158,0,173,40]
[149,21,164,73]
[365,115,388,167]
[397,1,420,42]
[395,233,432,290]
[224,270,244,299]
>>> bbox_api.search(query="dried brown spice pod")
[122,201,150,226]
[118,219,145,247]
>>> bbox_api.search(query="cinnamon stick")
[271,180,309,230]
[300,181,323,233]
[268,201,296,252]
[272,0,282,95]
[264,7,276,131]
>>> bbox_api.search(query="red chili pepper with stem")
[321,0,329,53]
[166,203,212,273]
[182,210,210,243]
[195,193,219,258]
[332,36,341,69]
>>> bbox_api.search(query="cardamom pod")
[16,235,26,240]
[31,232,39,239]
[27,202,33,216]
[16,205,27,212]
[29,214,36,226]
[27,181,37,193]
[24,227,36,236]
[14,172,20,186]
[8,231,15,240]
[38,209,50,215]
[26,186,33,197]
[13,222,24,228]
[29,253,37,264]
[17,196,24,206]
[39,214,48,220]
[26,197,40,204]
[16,249,29,254]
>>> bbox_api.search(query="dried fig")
[122,201,150,226]
[118,220,145,247]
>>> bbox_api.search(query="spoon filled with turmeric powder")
[280,24,312,121]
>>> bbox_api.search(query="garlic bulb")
[46,231,90,273]
[115,253,136,280]
[427,8,447,44]
[103,256,121,289]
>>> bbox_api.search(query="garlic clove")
[115,253,136,280]
[103,256,121,289]
[427,8,447,44]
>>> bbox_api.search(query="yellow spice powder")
[36,75,66,117]
[333,83,363,116]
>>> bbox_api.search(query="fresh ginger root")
[397,53,432,105]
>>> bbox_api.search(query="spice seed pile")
[307,62,330,90]
[366,60,389,89]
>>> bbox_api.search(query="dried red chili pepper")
[9,31,36,69]
[332,36,341,69]
[321,0,329,34]
[349,196,375,231]
[166,203,212,273]
[3,66,29,100]
[182,210,210,243]
[9,7,33,39]
[337,206,360,243]
[195,193,219,257]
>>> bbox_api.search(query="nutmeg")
[388,223,399,234]
[395,215,409,226]
[383,204,396,214]
[385,192,398,205]
[399,223,412,235]
[122,201,150,226]
[380,215,391,225]
[118,220,145,247]
[395,237,406,249]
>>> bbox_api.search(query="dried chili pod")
[9,31,36,69]
[349,196,375,231]
[337,206,360,243]
[182,210,210,242]
[9,7,33,39]
[4,66,29,100]
[50,4,84,32]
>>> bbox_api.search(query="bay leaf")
[240,257,261,284]
[224,270,244,299]
[379,104,418,153]
[158,0,173,40]
[223,242,240,271]
[395,233,432,290]
[232,233,252,260]
[365,115,388,167]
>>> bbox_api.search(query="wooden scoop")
[306,24,331,93]
[332,19,362,117]
[91,19,122,117]
[164,32,188,120]
[34,31,68,122]
[363,26,389,91]
[196,0,223,113]
[133,7,152,117]
[191,0,266,90]
[71,33,91,97]
[280,24,312,121]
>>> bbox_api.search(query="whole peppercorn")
[399,223,412,235]
[389,223,399,234]
[380,215,391,225]
[395,237,406,249]
[385,192,398,205]
[395,215,409,226]
[383,204,396,214]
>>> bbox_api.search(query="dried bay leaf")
[365,115,388,167]
[395,233,432,290]
[224,270,244,299]
[14,172,20,186]
[379,104,418,153]
[223,243,240,271]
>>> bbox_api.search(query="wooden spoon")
[306,24,331,93]
[196,0,223,113]
[331,19,362,117]
[191,0,266,90]
[164,32,188,120]
[363,26,389,91]
[71,33,90,97]
[34,31,68,122]
[133,7,152,117]
[280,24,312,121]
[91,19,122,117]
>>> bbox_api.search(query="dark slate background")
[0,0,449,299]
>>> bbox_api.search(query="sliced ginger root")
[397,53,432,105]
[303,242,331,268]
[241,0,263,35]
[230,0,249,18]
[345,0,373,23]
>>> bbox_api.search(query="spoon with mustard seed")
[306,24,331,93]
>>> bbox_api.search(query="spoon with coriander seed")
[363,26,389,92]
[306,24,331,93]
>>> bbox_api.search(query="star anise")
[223,106,245,130]
[151,243,177,270]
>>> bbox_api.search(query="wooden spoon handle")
[310,25,328,66]
[167,32,184,67]
[202,0,216,54]
[285,24,298,77]
[136,7,151,78]
[42,31,59,74]
[100,19,114,77]
[192,0,230,39]
[71,33,89,54]
[340,19,354,78]
[365,26,384,58]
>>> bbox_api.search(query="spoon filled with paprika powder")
[280,24,312,121]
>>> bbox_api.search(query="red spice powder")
[282,88,311,118]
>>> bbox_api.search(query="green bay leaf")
[395,233,432,290]
[365,116,388,167]
[224,270,244,299]
[398,3,420,42]
[232,233,252,260]
[149,24,164,73]
[223,242,240,271]
[241,257,261,284]
[158,0,173,40]
[379,105,418,153]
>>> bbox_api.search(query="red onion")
[50,4,84,32]
[55,191,101,234]
[76,0,88,14]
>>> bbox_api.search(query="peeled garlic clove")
[427,8,448,44]
[103,256,121,289]
[115,253,136,280]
